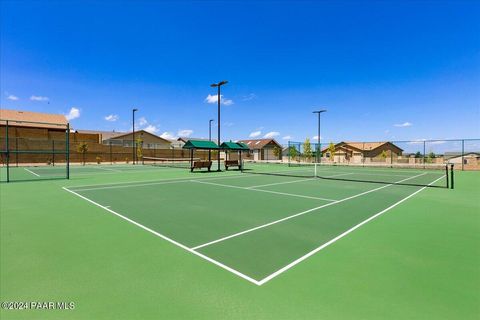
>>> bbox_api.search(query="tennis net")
[241,160,453,188]
[142,156,200,169]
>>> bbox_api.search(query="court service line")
[190,180,338,202]
[66,173,250,191]
[246,178,315,189]
[190,172,427,250]
[257,174,446,285]
[24,168,41,177]
[62,187,262,286]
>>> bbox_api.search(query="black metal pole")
[445,164,449,188]
[132,109,135,165]
[217,86,221,171]
[209,119,213,161]
[6,120,9,182]
[450,164,454,189]
[317,112,321,163]
[66,123,70,179]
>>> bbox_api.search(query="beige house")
[322,141,403,163]
[102,130,172,149]
[238,139,283,161]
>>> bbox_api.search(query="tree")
[303,138,312,162]
[327,143,336,162]
[414,151,422,158]
[289,146,298,162]
[427,152,436,163]
[272,146,281,160]
[77,142,88,165]
[380,150,388,160]
[136,137,143,160]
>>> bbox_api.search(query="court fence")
[287,139,480,171]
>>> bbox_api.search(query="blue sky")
[1,0,479,144]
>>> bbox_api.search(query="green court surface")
[1,163,479,319]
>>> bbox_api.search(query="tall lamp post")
[312,109,327,163]
[210,80,228,171]
[132,108,138,165]
[209,119,214,161]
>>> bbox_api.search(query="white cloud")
[242,93,257,101]
[139,117,148,126]
[264,131,280,138]
[178,129,193,137]
[394,122,413,127]
[160,131,176,140]
[282,135,292,140]
[312,135,322,141]
[204,94,234,106]
[30,95,49,101]
[144,125,159,134]
[7,95,19,101]
[66,107,80,121]
[249,131,262,138]
[105,114,119,122]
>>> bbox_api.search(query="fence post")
[52,140,55,166]
[423,141,426,169]
[6,120,9,182]
[461,139,464,171]
[110,141,113,164]
[15,137,18,167]
[66,124,70,179]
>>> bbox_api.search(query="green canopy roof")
[182,139,219,150]
[220,141,250,151]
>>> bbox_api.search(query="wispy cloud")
[66,107,80,121]
[160,132,176,140]
[249,130,262,138]
[312,135,322,141]
[178,129,193,137]
[242,93,257,101]
[144,124,159,134]
[394,122,413,127]
[264,131,280,138]
[282,135,292,140]
[204,94,234,106]
[139,117,148,126]
[7,94,19,101]
[30,95,49,102]
[105,114,119,122]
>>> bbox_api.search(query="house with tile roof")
[237,138,283,161]
[322,141,403,163]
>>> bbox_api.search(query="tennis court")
[62,162,452,285]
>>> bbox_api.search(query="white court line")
[67,173,247,191]
[191,180,338,202]
[190,172,427,250]
[71,179,192,192]
[24,168,41,177]
[62,187,262,286]
[247,178,314,189]
[257,174,446,285]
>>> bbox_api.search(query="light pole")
[209,119,214,161]
[313,109,327,163]
[132,108,138,164]
[210,80,228,171]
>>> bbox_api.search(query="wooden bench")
[225,160,241,170]
[191,160,212,172]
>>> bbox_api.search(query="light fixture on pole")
[312,109,327,163]
[210,80,228,171]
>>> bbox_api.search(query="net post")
[450,164,454,189]
[66,123,70,180]
[314,163,317,178]
[445,164,449,188]
[6,120,9,182]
